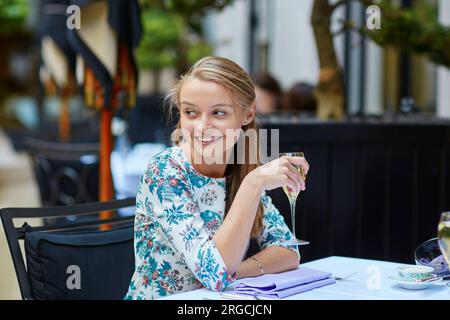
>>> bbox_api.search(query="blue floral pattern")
[124,145,299,300]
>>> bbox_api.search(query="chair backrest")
[23,137,101,206]
[0,198,136,300]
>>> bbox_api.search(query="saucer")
[388,274,443,290]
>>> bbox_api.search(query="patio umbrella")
[67,0,141,226]
[40,0,77,142]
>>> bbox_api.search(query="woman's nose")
[195,116,212,132]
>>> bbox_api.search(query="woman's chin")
[192,144,235,164]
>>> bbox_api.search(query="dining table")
[160,256,450,300]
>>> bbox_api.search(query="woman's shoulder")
[143,145,187,178]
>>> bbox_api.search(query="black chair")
[5,118,100,153]
[125,95,172,145]
[23,137,101,207]
[0,198,136,300]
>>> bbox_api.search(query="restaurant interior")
[0,0,449,300]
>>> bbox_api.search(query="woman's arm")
[212,175,263,275]
[213,155,309,276]
[235,246,300,279]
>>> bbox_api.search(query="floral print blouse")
[124,145,299,300]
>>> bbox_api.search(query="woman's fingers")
[284,174,298,193]
[284,157,308,190]
[283,167,301,192]
[285,161,304,191]
[288,156,309,176]
[262,156,310,192]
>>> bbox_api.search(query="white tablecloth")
[160,256,450,300]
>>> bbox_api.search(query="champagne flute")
[438,212,450,265]
[280,152,310,246]
[437,212,450,287]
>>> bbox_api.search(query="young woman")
[125,56,309,299]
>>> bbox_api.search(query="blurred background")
[0,0,449,299]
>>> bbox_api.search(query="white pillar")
[346,1,365,115]
[364,40,384,115]
[203,0,250,72]
[270,0,318,89]
[256,0,270,71]
[437,0,450,118]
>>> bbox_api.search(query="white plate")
[388,274,443,290]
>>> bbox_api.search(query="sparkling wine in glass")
[438,212,450,266]
[280,152,309,246]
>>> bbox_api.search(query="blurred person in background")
[282,82,317,116]
[253,73,282,115]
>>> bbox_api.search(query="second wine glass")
[437,212,450,288]
[438,212,450,265]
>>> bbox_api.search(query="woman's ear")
[243,102,256,126]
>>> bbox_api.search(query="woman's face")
[179,78,255,163]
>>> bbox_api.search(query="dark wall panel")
[262,120,450,263]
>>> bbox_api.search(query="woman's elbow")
[289,250,301,269]
[203,279,229,292]
[196,267,233,292]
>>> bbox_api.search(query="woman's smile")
[194,135,223,146]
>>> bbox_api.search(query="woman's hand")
[247,156,310,194]
[215,155,308,275]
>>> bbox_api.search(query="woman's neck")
[194,162,228,178]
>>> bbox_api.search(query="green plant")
[365,0,450,68]
[141,0,234,34]
[0,0,29,126]
[138,0,234,76]
[187,40,213,66]
[311,0,450,119]
[0,0,29,34]
[136,9,184,71]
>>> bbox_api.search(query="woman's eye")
[214,110,226,117]
[184,110,197,117]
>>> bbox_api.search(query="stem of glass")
[290,198,296,238]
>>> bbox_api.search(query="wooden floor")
[0,129,41,300]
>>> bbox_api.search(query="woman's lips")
[195,136,223,146]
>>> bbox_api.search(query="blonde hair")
[165,56,264,238]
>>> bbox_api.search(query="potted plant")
[0,0,30,128]
[137,0,235,95]
[311,0,450,119]
[136,8,183,95]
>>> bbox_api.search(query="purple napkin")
[234,267,336,299]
